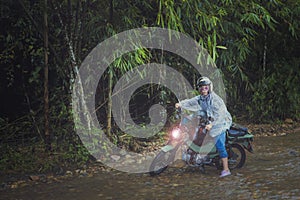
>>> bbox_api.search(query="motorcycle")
[149,108,254,176]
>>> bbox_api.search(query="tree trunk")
[107,68,113,137]
[262,30,268,78]
[106,0,114,137]
[43,0,51,151]
[51,0,93,133]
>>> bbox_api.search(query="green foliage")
[248,61,300,122]
[1,0,300,173]
[0,142,90,173]
[0,94,91,173]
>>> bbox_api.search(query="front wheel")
[216,143,246,170]
[149,151,173,176]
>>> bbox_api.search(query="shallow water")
[1,132,300,200]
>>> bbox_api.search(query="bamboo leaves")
[1,0,300,147]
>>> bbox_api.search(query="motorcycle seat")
[227,123,249,137]
[227,127,248,137]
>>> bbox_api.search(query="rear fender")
[227,134,254,153]
[229,139,253,153]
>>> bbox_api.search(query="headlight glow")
[172,128,181,139]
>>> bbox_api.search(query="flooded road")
[1,132,300,200]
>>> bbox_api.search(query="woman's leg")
[214,131,227,158]
[214,132,231,176]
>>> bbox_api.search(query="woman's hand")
[175,103,180,108]
[205,123,213,131]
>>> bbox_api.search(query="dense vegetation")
[0,0,299,173]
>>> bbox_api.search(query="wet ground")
[1,131,300,200]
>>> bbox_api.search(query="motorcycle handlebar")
[175,107,212,126]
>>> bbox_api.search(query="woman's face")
[199,85,209,95]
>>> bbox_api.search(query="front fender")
[161,145,175,152]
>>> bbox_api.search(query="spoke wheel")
[149,151,172,176]
[215,143,246,170]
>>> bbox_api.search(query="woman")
[175,77,232,177]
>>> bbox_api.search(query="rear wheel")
[216,143,246,170]
[149,151,173,176]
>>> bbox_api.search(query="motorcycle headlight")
[172,128,181,139]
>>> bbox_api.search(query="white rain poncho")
[179,91,232,137]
